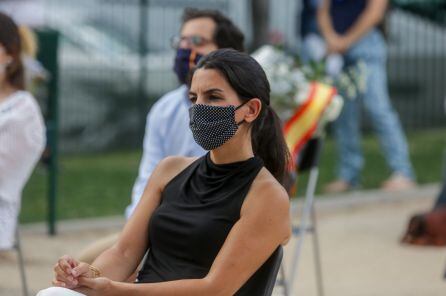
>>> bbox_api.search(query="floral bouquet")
[251,44,344,132]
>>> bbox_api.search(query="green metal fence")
[44,0,235,153]
[36,28,60,235]
[41,0,445,153]
[6,0,443,233]
[388,0,446,129]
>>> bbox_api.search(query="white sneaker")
[381,173,416,192]
[323,180,352,194]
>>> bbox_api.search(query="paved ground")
[1,184,445,296]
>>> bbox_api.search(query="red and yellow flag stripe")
[283,82,336,162]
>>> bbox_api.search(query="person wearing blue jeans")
[317,0,415,192]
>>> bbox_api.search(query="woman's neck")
[210,131,254,165]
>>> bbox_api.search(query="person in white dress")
[0,11,45,251]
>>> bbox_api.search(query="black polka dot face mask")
[189,102,247,151]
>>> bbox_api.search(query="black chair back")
[235,246,283,296]
[297,137,323,172]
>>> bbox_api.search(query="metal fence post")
[138,0,149,138]
[36,28,60,236]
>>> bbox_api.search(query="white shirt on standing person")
[0,90,45,250]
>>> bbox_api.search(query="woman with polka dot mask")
[188,48,290,178]
[45,49,290,296]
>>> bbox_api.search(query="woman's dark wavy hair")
[191,48,290,184]
[0,12,24,90]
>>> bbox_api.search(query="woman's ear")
[243,98,262,123]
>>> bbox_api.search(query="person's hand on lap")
[52,255,101,289]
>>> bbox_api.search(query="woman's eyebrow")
[203,88,223,94]
[189,88,223,96]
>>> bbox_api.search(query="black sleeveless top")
[137,153,276,294]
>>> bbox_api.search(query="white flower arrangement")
[252,45,344,133]
[252,45,308,120]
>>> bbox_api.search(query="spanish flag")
[283,82,336,163]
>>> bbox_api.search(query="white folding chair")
[276,137,325,296]
[13,227,29,296]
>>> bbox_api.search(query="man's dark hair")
[182,8,245,52]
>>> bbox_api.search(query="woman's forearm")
[91,245,141,282]
[88,211,151,282]
[342,0,388,47]
[317,0,336,40]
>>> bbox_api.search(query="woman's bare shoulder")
[254,168,289,199]
[242,168,289,214]
[240,168,291,243]
[159,155,199,172]
[154,155,201,189]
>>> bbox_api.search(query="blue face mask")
[173,48,203,84]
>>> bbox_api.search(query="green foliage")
[301,60,326,82]
[295,128,446,197]
[20,151,140,223]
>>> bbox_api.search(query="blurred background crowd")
[0,0,442,225]
[0,0,445,295]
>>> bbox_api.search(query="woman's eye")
[209,96,223,101]
[189,96,197,103]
